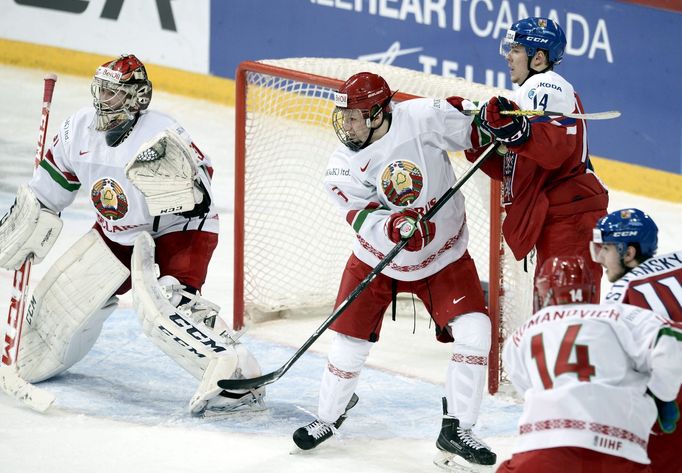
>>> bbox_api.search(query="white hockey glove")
[126,129,203,216]
[0,185,62,270]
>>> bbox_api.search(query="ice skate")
[292,393,359,450]
[434,398,496,472]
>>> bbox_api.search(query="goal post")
[233,58,534,394]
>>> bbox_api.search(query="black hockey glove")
[479,96,530,147]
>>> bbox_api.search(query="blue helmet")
[592,208,659,258]
[500,17,567,65]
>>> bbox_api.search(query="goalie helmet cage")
[233,58,535,395]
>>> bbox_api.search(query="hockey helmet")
[91,54,153,140]
[591,208,658,260]
[534,256,595,312]
[332,72,393,151]
[500,17,567,65]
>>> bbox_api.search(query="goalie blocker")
[0,184,62,271]
[131,232,265,414]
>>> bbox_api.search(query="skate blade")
[200,403,267,419]
[433,451,494,473]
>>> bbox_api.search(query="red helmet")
[91,54,153,133]
[335,72,392,113]
[534,256,595,312]
[332,72,393,151]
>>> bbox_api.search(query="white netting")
[236,58,535,381]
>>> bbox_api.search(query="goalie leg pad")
[131,232,264,413]
[17,230,130,383]
[445,312,491,428]
[0,184,62,270]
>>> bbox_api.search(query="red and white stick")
[0,73,57,412]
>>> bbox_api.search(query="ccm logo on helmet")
[526,37,550,44]
[612,231,638,237]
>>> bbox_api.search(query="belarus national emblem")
[91,178,129,220]
[381,160,423,206]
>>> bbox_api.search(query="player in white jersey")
[499,256,682,472]
[591,208,682,472]
[465,17,608,309]
[292,72,497,468]
[0,55,264,416]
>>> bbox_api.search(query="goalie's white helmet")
[91,54,152,145]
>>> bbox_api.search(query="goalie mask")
[534,256,595,312]
[91,54,153,146]
[332,72,394,152]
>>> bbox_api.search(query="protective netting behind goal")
[233,58,535,393]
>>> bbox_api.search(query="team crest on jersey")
[91,178,129,220]
[527,88,536,100]
[381,160,423,206]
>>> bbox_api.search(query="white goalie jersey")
[28,107,219,246]
[502,302,682,464]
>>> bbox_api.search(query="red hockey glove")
[386,209,436,252]
[480,96,530,147]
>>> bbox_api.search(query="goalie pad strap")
[0,184,63,270]
[17,230,130,383]
[125,129,199,216]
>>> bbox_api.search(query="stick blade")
[217,371,280,391]
[0,365,55,413]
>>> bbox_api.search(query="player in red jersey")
[466,17,608,309]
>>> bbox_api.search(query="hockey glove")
[655,396,680,434]
[479,96,530,147]
[386,209,436,252]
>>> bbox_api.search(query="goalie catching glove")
[479,96,531,147]
[0,184,62,270]
[126,128,210,217]
[385,209,436,252]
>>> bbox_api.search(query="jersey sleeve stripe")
[39,158,81,191]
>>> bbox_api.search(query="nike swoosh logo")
[360,161,370,172]
[79,150,89,156]
[452,296,466,304]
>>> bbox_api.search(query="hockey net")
[233,58,535,394]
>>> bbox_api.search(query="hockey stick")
[218,142,500,391]
[0,73,58,412]
[464,108,621,120]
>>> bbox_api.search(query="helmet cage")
[534,257,595,312]
[91,55,152,132]
[500,17,567,66]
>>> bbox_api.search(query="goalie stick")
[464,108,621,120]
[217,142,500,392]
[0,73,58,412]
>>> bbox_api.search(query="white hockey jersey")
[502,302,682,464]
[29,108,219,246]
[324,98,474,281]
[512,70,577,116]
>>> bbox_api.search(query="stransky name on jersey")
[606,252,682,303]
[511,307,620,347]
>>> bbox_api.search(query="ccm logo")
[526,37,549,43]
[612,231,638,237]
